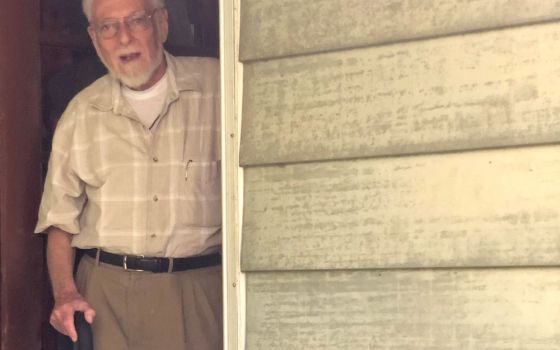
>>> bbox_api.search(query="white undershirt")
[122,72,169,129]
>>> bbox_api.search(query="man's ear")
[87,26,97,47]
[156,8,169,43]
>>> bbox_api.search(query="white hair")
[82,0,166,21]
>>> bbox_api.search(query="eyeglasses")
[90,8,163,40]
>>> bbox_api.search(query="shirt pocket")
[179,159,221,227]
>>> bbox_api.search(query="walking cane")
[73,311,94,350]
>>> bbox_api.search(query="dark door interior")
[39,0,219,348]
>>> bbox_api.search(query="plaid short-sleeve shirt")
[35,53,221,258]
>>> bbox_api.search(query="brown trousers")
[76,255,223,350]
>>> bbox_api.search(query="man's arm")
[47,226,95,342]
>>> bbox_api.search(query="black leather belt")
[83,249,221,273]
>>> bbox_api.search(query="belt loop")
[168,257,174,273]
[95,248,101,266]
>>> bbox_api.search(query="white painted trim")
[220,0,245,349]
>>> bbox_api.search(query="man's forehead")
[92,0,149,20]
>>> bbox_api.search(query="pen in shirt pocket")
[185,159,193,181]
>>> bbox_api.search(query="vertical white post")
[220,0,245,349]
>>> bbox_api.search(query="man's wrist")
[53,284,79,300]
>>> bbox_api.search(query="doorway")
[39,0,219,348]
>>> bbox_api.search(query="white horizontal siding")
[241,21,560,166]
[246,268,560,350]
[242,145,560,271]
[238,2,560,349]
[240,0,560,61]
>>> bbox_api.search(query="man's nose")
[117,22,133,45]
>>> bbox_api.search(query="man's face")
[88,0,169,90]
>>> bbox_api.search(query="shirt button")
[152,156,158,162]
[153,195,159,202]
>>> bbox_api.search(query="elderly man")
[35,0,222,349]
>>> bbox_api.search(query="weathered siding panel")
[240,0,560,61]
[246,269,560,350]
[242,145,560,271]
[239,2,560,349]
[240,22,560,166]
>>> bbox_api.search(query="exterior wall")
[239,1,560,349]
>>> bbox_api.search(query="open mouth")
[119,52,141,63]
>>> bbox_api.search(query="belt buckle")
[123,255,145,272]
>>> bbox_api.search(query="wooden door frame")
[220,0,245,348]
[0,2,241,349]
[0,1,45,349]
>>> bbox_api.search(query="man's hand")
[50,290,95,342]
[46,227,96,342]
